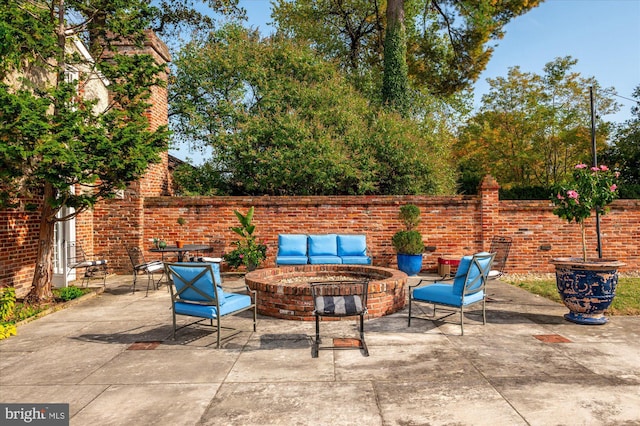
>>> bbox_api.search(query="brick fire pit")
[244,265,408,320]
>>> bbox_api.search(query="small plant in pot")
[223,207,267,272]
[392,204,424,276]
[550,163,625,324]
[176,217,186,248]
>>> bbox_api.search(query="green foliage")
[0,0,172,302]
[53,286,89,302]
[392,230,424,255]
[398,204,421,230]
[551,164,620,261]
[499,186,552,200]
[393,204,423,254]
[601,85,640,192]
[170,24,455,195]
[551,164,620,224]
[456,57,618,190]
[272,0,541,97]
[223,207,267,270]
[382,15,409,114]
[0,287,15,321]
[0,288,18,339]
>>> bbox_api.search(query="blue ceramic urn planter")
[551,257,625,325]
[397,254,423,276]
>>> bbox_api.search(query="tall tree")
[0,0,171,303]
[602,85,640,194]
[272,0,541,100]
[456,57,619,190]
[170,24,456,196]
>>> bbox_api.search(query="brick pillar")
[479,175,500,251]
[94,31,172,269]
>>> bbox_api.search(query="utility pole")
[590,86,602,258]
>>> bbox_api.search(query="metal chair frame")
[311,280,369,358]
[165,262,257,348]
[125,245,165,296]
[488,236,512,279]
[66,241,108,287]
[408,252,495,335]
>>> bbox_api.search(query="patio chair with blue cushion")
[165,262,257,348]
[311,280,369,358]
[408,252,495,335]
[276,234,309,265]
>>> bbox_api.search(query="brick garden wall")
[3,182,640,297]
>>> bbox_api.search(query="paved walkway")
[1,274,639,425]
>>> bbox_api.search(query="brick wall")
[132,188,640,276]
[0,201,41,296]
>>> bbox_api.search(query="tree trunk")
[25,183,57,304]
[382,0,408,114]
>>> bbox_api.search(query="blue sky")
[171,0,640,162]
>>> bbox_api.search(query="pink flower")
[575,164,588,169]
[556,193,565,200]
[567,190,579,199]
[610,184,617,191]
[239,254,244,259]
[600,165,609,171]
[615,171,620,178]
[590,166,599,172]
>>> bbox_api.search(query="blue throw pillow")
[337,235,367,257]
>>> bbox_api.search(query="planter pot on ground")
[550,257,625,325]
[397,253,423,276]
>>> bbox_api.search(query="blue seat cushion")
[337,235,367,257]
[276,256,308,265]
[340,256,371,265]
[278,234,308,256]
[174,293,252,319]
[308,234,338,256]
[309,255,342,264]
[170,263,226,305]
[412,284,484,307]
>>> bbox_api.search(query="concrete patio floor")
[1,273,639,425]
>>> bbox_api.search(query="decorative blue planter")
[551,258,625,325]
[397,254,423,276]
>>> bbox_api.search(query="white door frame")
[52,207,76,288]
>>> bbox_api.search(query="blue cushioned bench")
[276,234,371,266]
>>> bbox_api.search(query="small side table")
[437,256,461,278]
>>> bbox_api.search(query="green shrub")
[0,288,17,340]
[392,230,424,255]
[54,285,89,302]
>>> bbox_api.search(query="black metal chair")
[66,241,108,287]
[310,280,369,358]
[488,236,512,279]
[125,245,164,295]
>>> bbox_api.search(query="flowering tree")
[551,164,620,261]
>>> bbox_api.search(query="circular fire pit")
[245,265,408,320]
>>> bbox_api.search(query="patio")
[1,274,639,425]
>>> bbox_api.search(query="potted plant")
[550,163,625,324]
[392,204,424,276]
[223,207,267,272]
[176,217,186,248]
